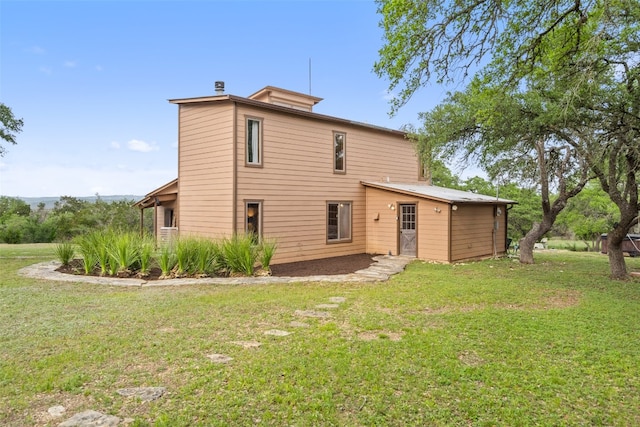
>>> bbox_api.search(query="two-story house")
[136,85,515,264]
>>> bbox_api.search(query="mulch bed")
[55,253,378,280]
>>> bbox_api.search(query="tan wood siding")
[450,204,508,261]
[178,104,235,237]
[234,106,418,264]
[365,187,449,262]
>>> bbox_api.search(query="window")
[327,201,351,242]
[246,117,262,166]
[163,208,174,227]
[245,201,262,240]
[333,131,346,173]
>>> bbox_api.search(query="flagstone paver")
[207,354,233,363]
[315,304,340,309]
[264,329,291,336]
[116,387,166,402]
[294,309,331,318]
[58,410,120,427]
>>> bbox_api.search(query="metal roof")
[361,181,517,204]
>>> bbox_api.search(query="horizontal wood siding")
[235,106,418,264]
[178,103,234,237]
[450,204,507,261]
[364,187,449,262]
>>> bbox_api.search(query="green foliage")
[54,242,75,266]
[259,238,278,271]
[138,236,155,275]
[222,234,259,275]
[157,244,176,277]
[0,102,23,156]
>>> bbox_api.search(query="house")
[136,84,516,264]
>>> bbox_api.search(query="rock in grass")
[58,410,119,427]
[116,387,166,401]
[207,353,233,363]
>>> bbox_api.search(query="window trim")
[333,131,346,174]
[244,200,263,239]
[326,201,352,244]
[245,116,263,167]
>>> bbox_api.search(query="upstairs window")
[327,201,351,243]
[333,131,346,173]
[246,117,262,166]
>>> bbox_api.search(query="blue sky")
[1,0,449,197]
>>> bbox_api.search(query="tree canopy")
[0,103,24,156]
[375,0,639,278]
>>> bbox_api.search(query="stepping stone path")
[289,321,310,328]
[58,410,120,427]
[294,309,331,318]
[116,387,166,402]
[264,329,291,336]
[231,340,262,348]
[315,303,339,309]
[207,353,233,363]
[53,296,354,426]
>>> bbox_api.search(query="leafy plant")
[138,235,155,275]
[158,244,176,278]
[259,237,277,271]
[108,232,140,273]
[222,234,258,275]
[54,242,75,266]
[74,234,97,274]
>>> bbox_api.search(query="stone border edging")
[18,255,414,287]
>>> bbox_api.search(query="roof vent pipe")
[215,81,225,94]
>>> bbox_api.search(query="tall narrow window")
[333,132,346,173]
[246,118,261,165]
[246,201,261,240]
[327,201,351,242]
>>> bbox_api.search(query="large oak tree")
[375,0,639,278]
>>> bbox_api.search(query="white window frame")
[246,117,262,166]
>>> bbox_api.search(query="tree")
[557,182,618,251]
[375,0,639,278]
[0,103,24,156]
[418,77,591,263]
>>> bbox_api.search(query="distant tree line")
[0,195,153,243]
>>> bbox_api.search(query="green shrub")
[222,234,258,275]
[54,242,75,266]
[75,234,97,274]
[259,238,277,271]
[138,235,155,275]
[108,232,140,273]
[158,244,176,278]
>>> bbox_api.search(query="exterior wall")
[177,103,235,238]
[365,187,450,262]
[450,204,508,261]
[233,105,419,264]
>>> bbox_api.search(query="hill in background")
[16,195,142,209]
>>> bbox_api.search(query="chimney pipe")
[215,81,225,94]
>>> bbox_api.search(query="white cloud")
[127,139,158,153]
[0,163,176,197]
[39,66,52,75]
[110,141,121,149]
[64,60,77,68]
[381,89,396,101]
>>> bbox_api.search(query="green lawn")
[1,244,639,426]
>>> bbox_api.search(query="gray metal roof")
[361,181,517,204]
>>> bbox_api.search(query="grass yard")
[1,244,639,426]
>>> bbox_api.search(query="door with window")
[399,204,417,256]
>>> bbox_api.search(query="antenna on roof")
[308,57,312,95]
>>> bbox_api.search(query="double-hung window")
[327,201,351,243]
[246,117,262,166]
[333,131,346,173]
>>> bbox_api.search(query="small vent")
[215,81,225,94]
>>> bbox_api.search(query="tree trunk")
[607,242,628,280]
[519,220,553,264]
